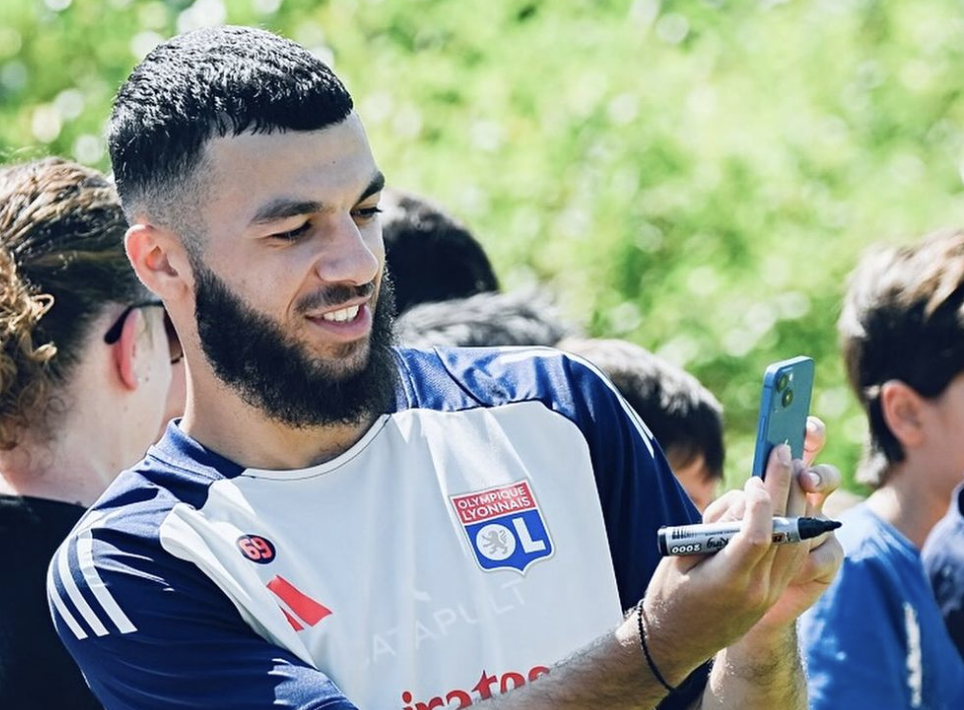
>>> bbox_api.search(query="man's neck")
[180,377,380,470]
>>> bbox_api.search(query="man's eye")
[271,221,312,241]
[353,206,383,223]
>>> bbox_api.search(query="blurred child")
[395,288,572,348]
[382,188,498,314]
[799,228,964,709]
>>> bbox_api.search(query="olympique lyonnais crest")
[450,481,554,574]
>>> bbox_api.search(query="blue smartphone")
[751,356,815,478]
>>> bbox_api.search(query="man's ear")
[126,224,191,297]
[880,380,927,449]
[113,308,146,391]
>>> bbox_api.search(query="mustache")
[295,282,376,313]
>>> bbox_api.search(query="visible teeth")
[321,305,360,322]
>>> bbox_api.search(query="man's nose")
[313,213,380,286]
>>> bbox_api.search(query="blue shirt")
[799,502,964,709]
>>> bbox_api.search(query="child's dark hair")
[839,228,964,487]
[382,189,499,314]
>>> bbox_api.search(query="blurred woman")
[0,158,180,709]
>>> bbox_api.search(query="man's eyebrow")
[359,171,386,203]
[248,172,384,227]
[249,199,323,226]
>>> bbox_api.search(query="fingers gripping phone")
[751,356,815,478]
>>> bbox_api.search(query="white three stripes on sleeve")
[49,515,138,640]
[47,561,88,640]
[77,529,137,634]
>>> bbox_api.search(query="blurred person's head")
[0,157,177,505]
[558,337,725,511]
[839,227,964,492]
[395,289,573,348]
[111,25,398,432]
[382,188,498,315]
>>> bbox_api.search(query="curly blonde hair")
[0,158,146,449]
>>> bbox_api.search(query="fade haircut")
[108,25,354,242]
[558,338,725,482]
[839,228,964,488]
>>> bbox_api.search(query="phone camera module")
[781,388,794,407]
[777,373,790,392]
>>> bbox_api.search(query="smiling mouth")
[319,304,361,323]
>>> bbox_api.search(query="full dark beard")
[191,259,399,428]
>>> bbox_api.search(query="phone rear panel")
[751,356,814,477]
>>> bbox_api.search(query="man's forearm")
[697,626,807,710]
[475,619,687,710]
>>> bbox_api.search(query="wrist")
[635,598,707,689]
[723,622,798,675]
[636,600,677,693]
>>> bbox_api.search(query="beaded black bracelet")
[635,599,676,694]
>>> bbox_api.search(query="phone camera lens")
[777,374,790,391]
[782,388,794,407]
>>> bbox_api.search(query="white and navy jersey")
[49,347,700,709]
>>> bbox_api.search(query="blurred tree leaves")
[4,0,964,493]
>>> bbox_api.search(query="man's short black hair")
[108,25,354,228]
[382,189,498,315]
[839,228,964,488]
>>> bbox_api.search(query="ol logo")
[450,481,553,574]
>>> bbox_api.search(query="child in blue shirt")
[799,229,964,709]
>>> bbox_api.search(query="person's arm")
[694,422,840,710]
[644,454,840,710]
[699,626,805,709]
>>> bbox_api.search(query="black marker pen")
[658,516,841,556]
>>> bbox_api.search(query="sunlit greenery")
[3,0,964,493]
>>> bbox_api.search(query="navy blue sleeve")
[48,516,355,710]
[554,354,707,710]
[550,353,702,609]
[922,495,964,661]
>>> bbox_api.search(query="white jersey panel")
[157,401,622,709]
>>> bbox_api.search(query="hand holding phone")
[751,356,815,478]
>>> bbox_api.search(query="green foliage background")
[3,0,964,493]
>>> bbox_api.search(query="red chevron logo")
[267,575,333,631]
